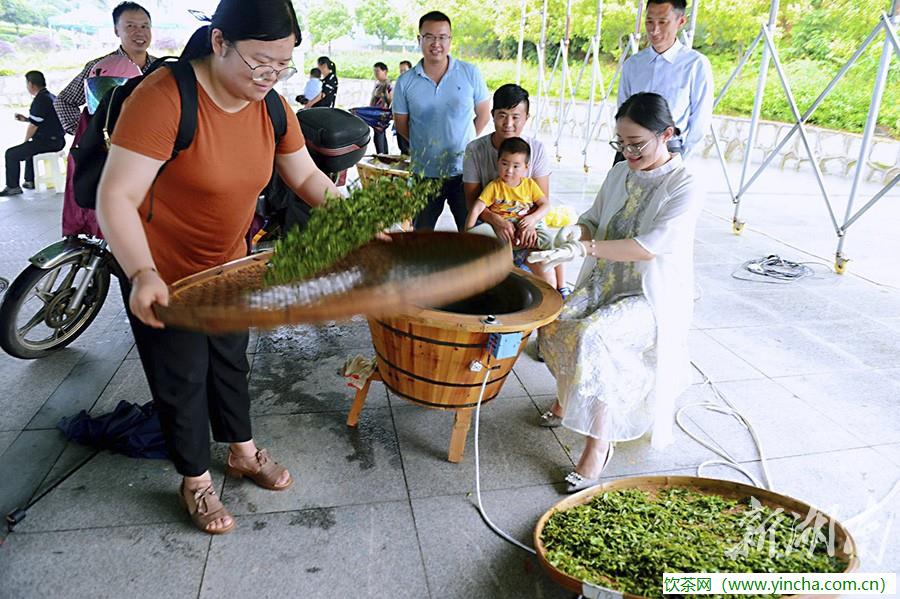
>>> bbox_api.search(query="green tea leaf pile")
[541,488,846,598]
[266,176,440,286]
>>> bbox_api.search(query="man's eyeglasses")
[420,34,451,44]
[232,44,297,82]
[608,138,653,157]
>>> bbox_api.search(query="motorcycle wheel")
[0,256,110,359]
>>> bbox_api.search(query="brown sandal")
[178,482,235,535]
[225,448,293,491]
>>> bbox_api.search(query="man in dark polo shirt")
[1,71,65,196]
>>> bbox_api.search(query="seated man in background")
[462,84,569,296]
[1,71,65,197]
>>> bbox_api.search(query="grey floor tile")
[675,378,865,462]
[692,286,781,330]
[879,368,900,385]
[26,359,122,429]
[11,450,215,533]
[797,319,900,370]
[0,430,68,525]
[871,443,900,468]
[254,317,372,355]
[249,351,389,415]
[0,523,209,599]
[89,358,153,415]
[775,371,900,446]
[200,501,428,599]
[737,285,866,324]
[0,430,17,455]
[392,396,571,498]
[0,352,80,431]
[705,325,866,378]
[412,487,572,599]
[222,410,406,514]
[512,351,557,398]
[754,449,900,573]
[688,329,766,382]
[806,279,900,320]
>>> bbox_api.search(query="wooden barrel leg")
[447,409,474,463]
[346,370,381,427]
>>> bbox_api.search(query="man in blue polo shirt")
[393,11,491,231]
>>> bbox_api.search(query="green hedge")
[329,49,899,136]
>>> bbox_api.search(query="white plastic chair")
[32,150,67,192]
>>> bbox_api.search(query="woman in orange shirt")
[97,0,338,535]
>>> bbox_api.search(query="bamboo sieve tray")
[155,232,512,334]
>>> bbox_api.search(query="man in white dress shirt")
[616,0,713,161]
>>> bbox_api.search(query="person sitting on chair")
[1,71,65,196]
[529,93,705,493]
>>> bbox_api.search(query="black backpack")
[71,57,287,214]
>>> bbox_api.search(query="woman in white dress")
[529,92,704,492]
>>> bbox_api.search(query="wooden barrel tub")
[347,269,563,462]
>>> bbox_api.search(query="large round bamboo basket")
[533,475,859,599]
[368,269,563,409]
[155,232,511,333]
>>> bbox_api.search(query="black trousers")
[373,128,388,155]
[412,175,467,232]
[612,139,685,166]
[5,137,65,188]
[121,280,252,477]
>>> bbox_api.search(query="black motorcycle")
[0,107,370,360]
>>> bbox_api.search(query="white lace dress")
[540,156,703,445]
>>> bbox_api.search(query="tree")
[307,1,353,54]
[0,0,43,33]
[356,0,403,51]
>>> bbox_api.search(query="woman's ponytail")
[180,25,212,61]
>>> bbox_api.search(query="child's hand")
[490,219,517,245]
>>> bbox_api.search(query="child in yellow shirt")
[465,137,559,289]
[465,137,553,252]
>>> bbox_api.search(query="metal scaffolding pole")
[732,0,779,232]
[836,0,900,272]
[534,0,551,129]
[581,0,605,170]
[553,0,575,160]
[515,0,528,86]
[711,0,899,273]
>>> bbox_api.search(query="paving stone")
[249,351,389,415]
[221,410,407,514]
[200,502,428,599]
[775,371,900,446]
[0,430,68,527]
[0,352,80,431]
[0,523,209,599]
[688,329,766,382]
[706,325,867,378]
[412,487,572,599]
[26,359,122,429]
[392,396,572,498]
[797,318,900,370]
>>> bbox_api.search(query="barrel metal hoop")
[373,318,486,349]
[375,348,506,390]
[379,378,503,409]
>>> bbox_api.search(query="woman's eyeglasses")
[232,45,297,82]
[608,138,653,157]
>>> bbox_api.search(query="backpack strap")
[264,89,287,146]
[167,60,198,158]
